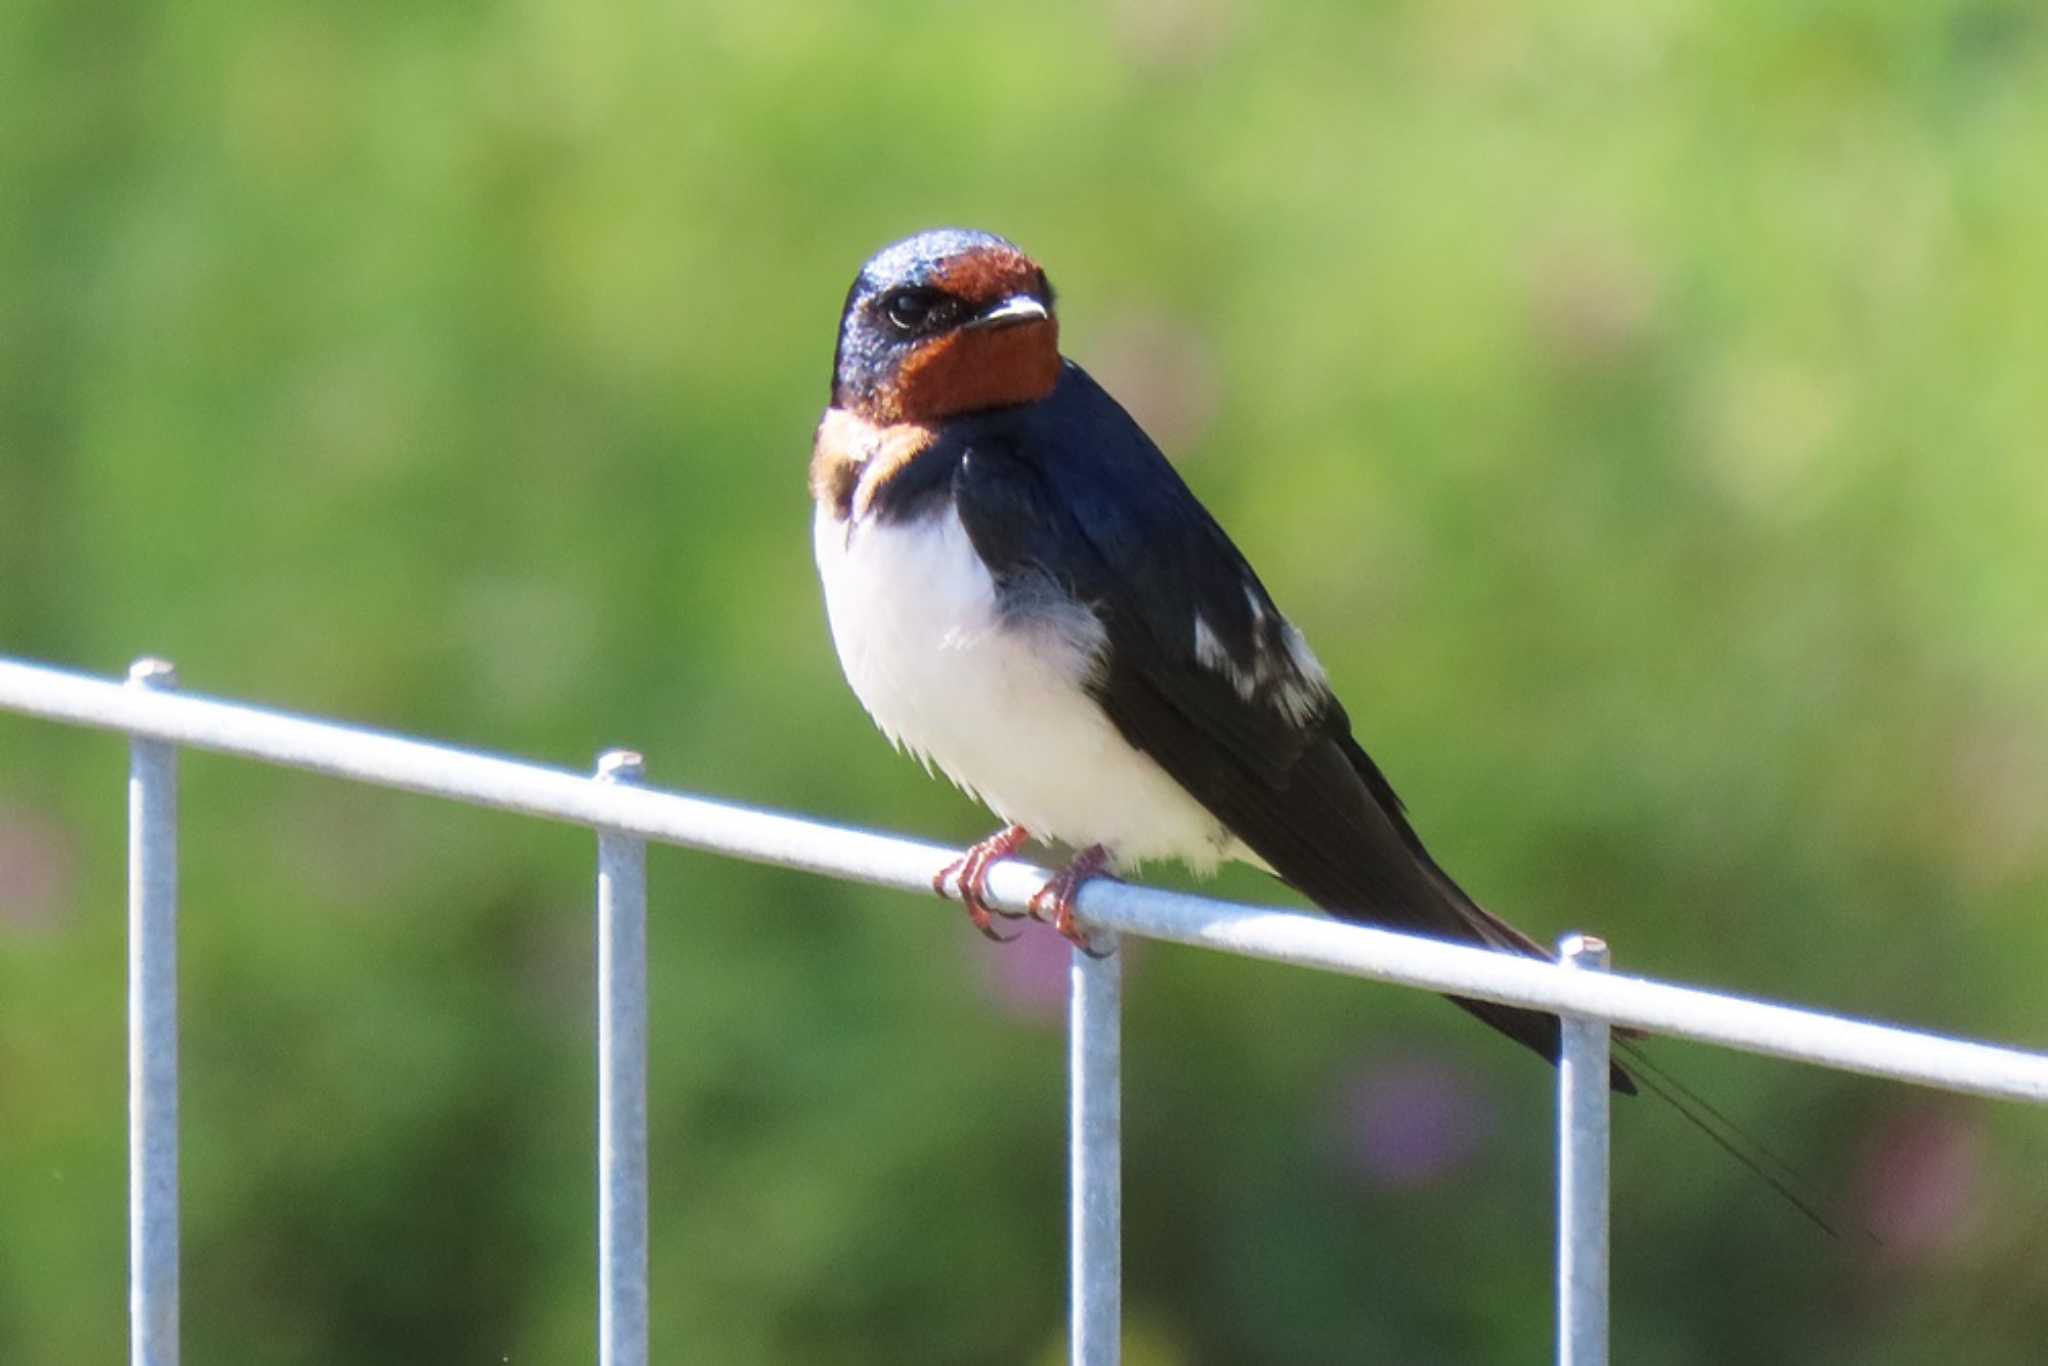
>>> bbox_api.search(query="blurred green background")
[5,0,2047,1361]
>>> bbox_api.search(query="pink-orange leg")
[933,824,1031,941]
[1028,844,1117,955]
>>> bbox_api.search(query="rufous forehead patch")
[932,247,1044,306]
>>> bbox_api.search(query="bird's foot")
[933,824,1032,941]
[1028,844,1117,957]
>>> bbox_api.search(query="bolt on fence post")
[127,658,180,1366]
[1069,930,1122,1366]
[596,750,650,1366]
[1556,933,1612,1366]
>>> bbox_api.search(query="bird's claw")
[1028,844,1116,957]
[934,824,1031,941]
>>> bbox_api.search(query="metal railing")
[4,653,2048,1366]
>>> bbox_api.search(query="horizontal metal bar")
[5,654,2048,1104]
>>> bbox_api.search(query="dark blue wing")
[948,364,1626,1084]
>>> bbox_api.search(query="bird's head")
[830,228,1061,424]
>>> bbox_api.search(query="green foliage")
[5,0,2048,1360]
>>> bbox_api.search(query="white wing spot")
[1194,614,1260,701]
[1197,597,1332,722]
[1270,623,1330,724]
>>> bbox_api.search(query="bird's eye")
[882,288,949,334]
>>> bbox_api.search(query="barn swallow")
[810,226,1626,1083]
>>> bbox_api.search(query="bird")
[809,225,1627,1086]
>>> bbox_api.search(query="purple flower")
[972,919,1137,1024]
[1852,1104,1984,1266]
[1329,1053,1495,1189]
[0,806,76,933]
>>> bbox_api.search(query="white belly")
[813,501,1240,871]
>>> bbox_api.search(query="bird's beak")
[967,295,1051,330]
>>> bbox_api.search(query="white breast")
[813,501,1240,871]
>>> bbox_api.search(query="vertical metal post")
[1069,933,1122,1366]
[1556,933,1611,1366]
[596,750,650,1366]
[127,658,179,1366]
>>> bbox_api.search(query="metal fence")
[4,654,2048,1366]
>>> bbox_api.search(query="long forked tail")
[1307,736,1838,1230]
[1410,855,1641,1093]
[1445,994,1635,1094]
[1419,858,1844,1237]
